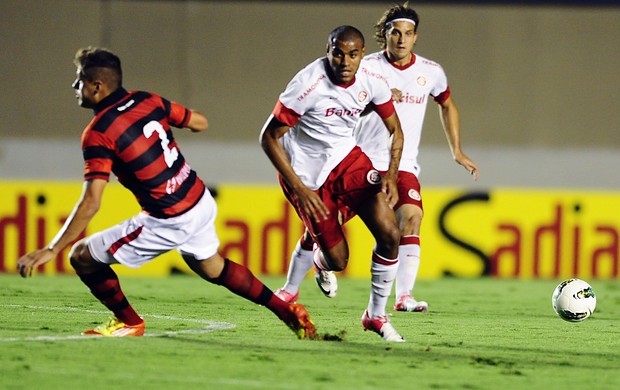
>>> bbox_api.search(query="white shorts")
[87,192,220,268]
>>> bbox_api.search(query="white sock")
[395,235,421,299]
[282,241,314,295]
[367,251,398,318]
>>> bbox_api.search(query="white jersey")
[273,57,394,189]
[355,51,450,175]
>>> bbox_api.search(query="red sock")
[77,266,143,326]
[214,259,289,319]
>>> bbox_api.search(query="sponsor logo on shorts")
[367,169,381,185]
[408,189,421,201]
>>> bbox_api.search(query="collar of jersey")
[383,51,417,70]
[93,87,130,115]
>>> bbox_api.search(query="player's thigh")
[177,193,220,261]
[355,192,400,248]
[87,215,173,268]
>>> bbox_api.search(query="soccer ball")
[551,278,596,322]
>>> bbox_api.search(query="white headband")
[387,18,416,26]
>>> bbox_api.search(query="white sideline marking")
[0,304,236,342]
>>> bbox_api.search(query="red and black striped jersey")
[81,88,205,218]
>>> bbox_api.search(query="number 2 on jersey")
[143,121,179,168]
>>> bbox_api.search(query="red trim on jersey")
[272,100,301,127]
[373,99,396,119]
[372,251,398,265]
[434,86,451,105]
[109,226,143,255]
[384,51,417,71]
[400,235,420,246]
[334,76,356,89]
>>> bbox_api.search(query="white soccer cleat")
[361,310,404,342]
[394,294,429,313]
[314,269,338,298]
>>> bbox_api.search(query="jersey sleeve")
[430,66,450,105]
[372,99,396,119]
[272,100,301,127]
[81,129,115,182]
[163,96,191,128]
[433,86,451,105]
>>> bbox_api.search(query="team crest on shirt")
[408,189,421,201]
[358,90,369,103]
[416,76,427,87]
[367,169,381,185]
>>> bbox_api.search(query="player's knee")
[398,206,423,235]
[321,248,348,271]
[69,240,93,271]
[380,224,401,255]
[328,258,348,271]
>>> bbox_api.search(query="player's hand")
[454,152,480,181]
[391,88,403,103]
[295,186,330,223]
[17,248,56,278]
[381,172,399,209]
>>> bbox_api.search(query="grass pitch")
[1,273,618,390]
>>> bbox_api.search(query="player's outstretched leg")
[190,256,316,339]
[72,260,145,337]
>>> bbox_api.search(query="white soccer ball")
[551,278,596,322]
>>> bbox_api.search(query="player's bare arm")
[17,179,107,278]
[187,110,209,133]
[439,96,480,181]
[259,115,330,222]
[380,111,404,208]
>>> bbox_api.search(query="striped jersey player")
[16,47,317,340]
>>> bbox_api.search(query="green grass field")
[1,273,618,390]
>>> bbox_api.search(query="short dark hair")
[327,25,365,48]
[73,46,123,87]
[374,2,420,50]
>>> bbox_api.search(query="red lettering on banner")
[490,203,620,278]
[0,194,74,274]
[261,202,293,274]
[592,226,619,277]
[0,195,27,272]
[491,224,521,277]
[533,205,562,277]
[220,221,250,268]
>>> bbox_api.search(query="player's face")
[386,21,417,63]
[72,67,98,108]
[326,38,365,84]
